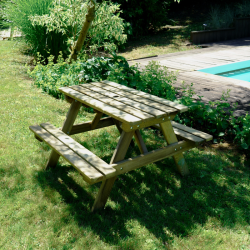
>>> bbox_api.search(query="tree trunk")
[69,0,96,62]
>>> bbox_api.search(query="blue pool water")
[198,60,250,82]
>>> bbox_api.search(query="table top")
[59,80,188,131]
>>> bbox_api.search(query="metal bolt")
[120,167,123,170]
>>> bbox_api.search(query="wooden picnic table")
[30,80,212,212]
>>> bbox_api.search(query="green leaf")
[241,143,249,149]
[218,132,224,137]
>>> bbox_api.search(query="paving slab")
[129,37,250,117]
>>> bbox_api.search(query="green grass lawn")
[118,23,201,60]
[1,39,250,249]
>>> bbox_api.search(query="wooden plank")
[91,112,103,130]
[121,113,177,132]
[69,117,114,135]
[153,124,204,145]
[71,85,154,120]
[107,140,194,178]
[90,82,177,114]
[40,123,116,177]
[29,125,104,184]
[171,121,213,141]
[46,100,82,169]
[80,83,166,118]
[92,131,134,212]
[59,87,141,125]
[102,80,188,113]
[160,121,190,176]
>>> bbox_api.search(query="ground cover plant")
[29,51,250,153]
[1,36,250,249]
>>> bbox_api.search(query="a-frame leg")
[92,130,134,212]
[45,100,82,169]
[160,121,190,176]
[134,129,148,154]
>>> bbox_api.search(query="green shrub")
[29,53,177,101]
[205,5,235,30]
[231,113,250,150]
[236,0,250,18]
[29,55,250,152]
[0,0,10,29]
[30,0,128,56]
[174,83,236,137]
[5,0,68,60]
[110,0,172,36]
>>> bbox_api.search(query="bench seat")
[154,121,213,145]
[29,123,116,184]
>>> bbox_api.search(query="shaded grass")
[1,39,250,249]
[118,23,202,60]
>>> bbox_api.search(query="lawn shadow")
[34,129,250,246]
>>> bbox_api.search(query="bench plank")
[173,127,204,145]
[40,123,116,177]
[29,125,104,184]
[171,121,213,141]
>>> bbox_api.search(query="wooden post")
[92,130,134,212]
[70,0,96,62]
[160,121,190,176]
[45,100,82,169]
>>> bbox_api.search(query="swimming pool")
[198,60,250,82]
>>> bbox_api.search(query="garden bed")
[191,17,250,44]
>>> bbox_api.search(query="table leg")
[160,121,190,176]
[92,130,134,212]
[112,118,135,148]
[134,129,148,154]
[45,100,82,169]
[91,111,103,130]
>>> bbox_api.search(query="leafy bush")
[231,113,250,150]
[203,1,250,31]
[29,54,250,152]
[205,5,235,30]
[236,0,250,18]
[29,53,177,101]
[0,0,10,29]
[174,83,236,137]
[110,0,172,36]
[5,0,68,61]
[30,0,128,55]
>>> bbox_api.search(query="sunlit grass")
[0,39,250,249]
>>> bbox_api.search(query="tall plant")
[30,0,128,61]
[5,0,68,60]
